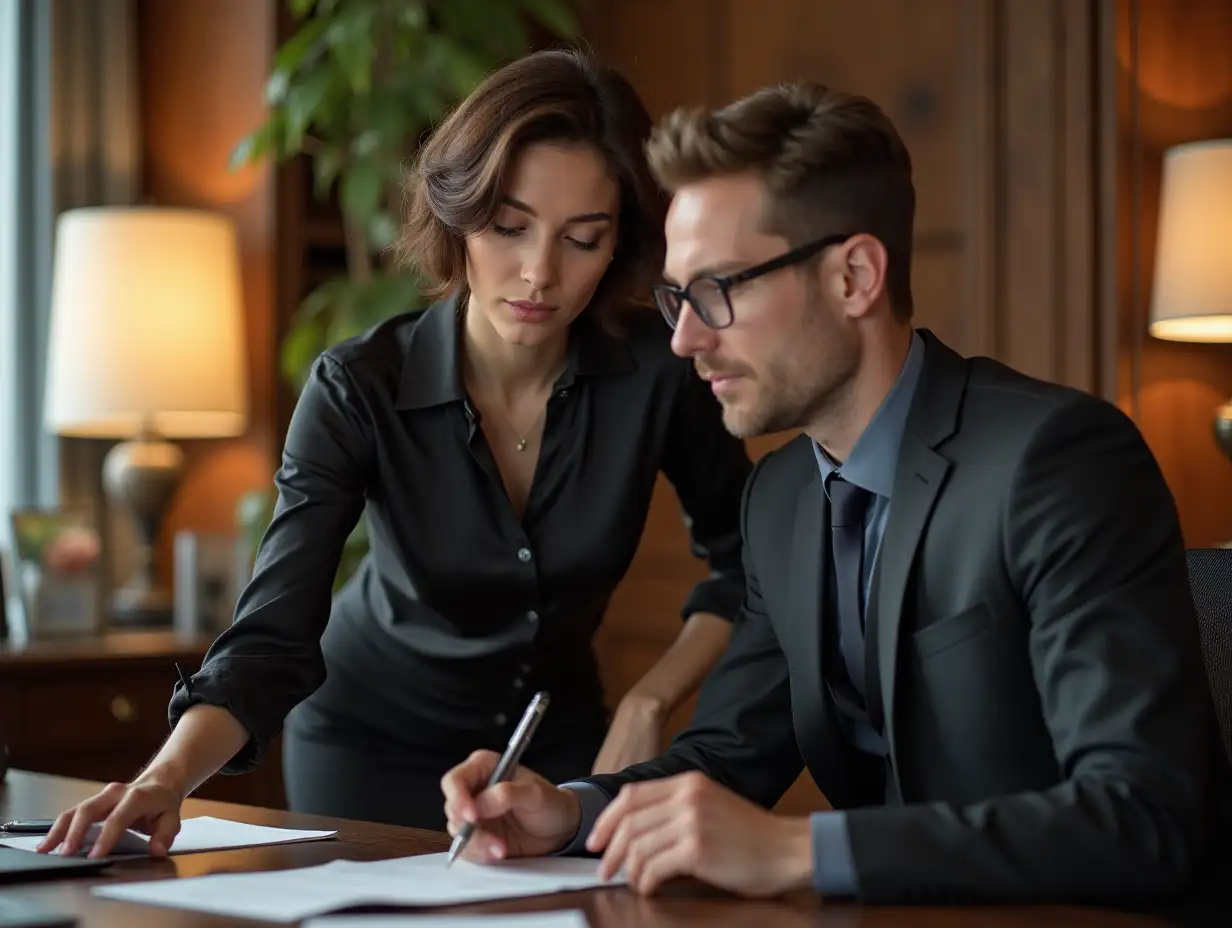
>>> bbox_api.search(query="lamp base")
[102,433,183,628]
[1215,399,1232,462]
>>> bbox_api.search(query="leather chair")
[1186,547,1232,762]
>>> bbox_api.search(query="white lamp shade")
[44,207,249,439]
[1148,139,1232,343]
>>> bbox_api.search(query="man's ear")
[836,234,889,317]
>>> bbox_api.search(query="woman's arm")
[622,610,733,715]
[135,703,251,798]
[592,359,752,774]
[590,612,733,774]
[39,352,373,858]
[166,351,372,777]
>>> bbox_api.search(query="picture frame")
[7,506,103,639]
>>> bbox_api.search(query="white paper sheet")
[303,912,590,928]
[0,815,336,857]
[91,852,624,922]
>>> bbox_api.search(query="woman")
[39,48,752,857]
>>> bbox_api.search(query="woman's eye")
[568,238,600,252]
[492,224,523,238]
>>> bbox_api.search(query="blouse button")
[526,610,539,623]
[494,712,507,726]
[517,547,532,563]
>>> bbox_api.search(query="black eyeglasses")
[652,233,855,330]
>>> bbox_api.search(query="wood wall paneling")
[1114,0,1232,547]
[136,0,278,582]
[994,0,1104,391]
[581,0,727,114]
[728,0,972,358]
[583,0,1112,815]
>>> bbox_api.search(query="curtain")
[2,0,143,607]
[50,0,143,595]
[5,0,57,512]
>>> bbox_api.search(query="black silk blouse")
[167,299,753,773]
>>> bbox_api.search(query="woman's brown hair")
[397,48,666,333]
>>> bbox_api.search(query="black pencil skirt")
[282,720,604,832]
[280,597,611,832]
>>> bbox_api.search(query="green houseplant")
[231,0,582,587]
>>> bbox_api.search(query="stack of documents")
[0,815,337,857]
[304,914,589,928]
[92,853,625,922]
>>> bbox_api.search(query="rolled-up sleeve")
[660,361,752,623]
[167,353,372,774]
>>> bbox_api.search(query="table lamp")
[43,207,248,625]
[1148,138,1232,462]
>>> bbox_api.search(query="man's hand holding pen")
[440,758,815,897]
[441,752,582,861]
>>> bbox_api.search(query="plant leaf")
[285,68,333,149]
[340,158,383,224]
[279,316,327,390]
[297,276,351,322]
[430,35,491,98]
[264,68,290,106]
[367,211,400,250]
[518,0,580,37]
[228,114,286,170]
[398,1,427,30]
[312,146,345,199]
[364,274,424,325]
[325,4,375,95]
[273,15,327,75]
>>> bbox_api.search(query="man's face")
[665,174,860,439]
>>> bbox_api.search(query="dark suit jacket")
[587,330,1227,904]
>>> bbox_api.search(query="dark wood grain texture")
[0,633,285,809]
[580,0,1111,819]
[0,770,1190,927]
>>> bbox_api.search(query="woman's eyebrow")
[501,195,612,224]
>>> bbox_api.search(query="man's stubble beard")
[721,307,860,441]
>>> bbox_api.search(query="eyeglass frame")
[652,232,856,331]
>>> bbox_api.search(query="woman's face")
[465,142,620,349]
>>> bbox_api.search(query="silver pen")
[447,690,551,867]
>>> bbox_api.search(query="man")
[441,82,1225,905]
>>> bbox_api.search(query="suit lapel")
[789,471,833,772]
[871,436,951,761]
[867,330,966,766]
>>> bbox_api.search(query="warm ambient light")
[44,207,249,438]
[1148,139,1232,344]
[42,206,249,626]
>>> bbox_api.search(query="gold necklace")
[511,404,546,452]
[483,400,546,452]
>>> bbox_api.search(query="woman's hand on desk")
[441,750,581,861]
[35,776,184,859]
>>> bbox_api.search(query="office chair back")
[1186,547,1232,761]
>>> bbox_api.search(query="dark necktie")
[829,475,872,702]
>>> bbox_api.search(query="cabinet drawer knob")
[110,695,136,723]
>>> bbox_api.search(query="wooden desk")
[0,770,1198,927]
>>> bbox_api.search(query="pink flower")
[42,526,100,573]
